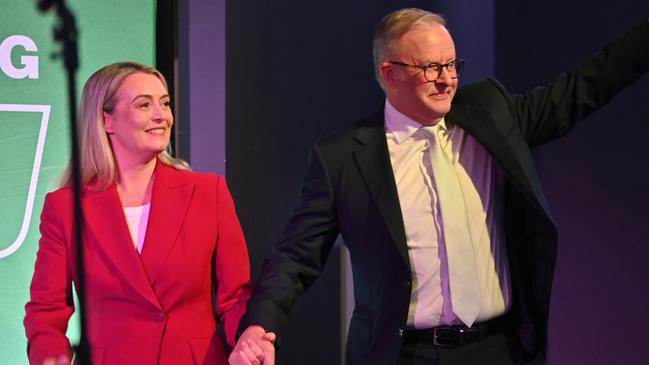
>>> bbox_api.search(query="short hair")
[60,62,190,190]
[372,8,447,89]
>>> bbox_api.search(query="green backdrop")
[0,1,155,362]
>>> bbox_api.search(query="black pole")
[37,0,90,363]
[155,0,180,157]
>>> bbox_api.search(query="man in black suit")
[229,8,649,365]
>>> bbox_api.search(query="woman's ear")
[103,111,114,134]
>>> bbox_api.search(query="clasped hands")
[41,355,70,365]
[229,325,277,365]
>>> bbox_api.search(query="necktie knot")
[419,125,452,163]
[418,125,442,141]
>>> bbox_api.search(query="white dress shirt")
[384,99,511,328]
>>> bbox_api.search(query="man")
[230,8,649,365]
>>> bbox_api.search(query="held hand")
[261,332,276,364]
[42,355,70,365]
[229,325,276,365]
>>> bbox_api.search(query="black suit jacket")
[241,20,649,364]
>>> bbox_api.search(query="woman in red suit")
[24,62,253,365]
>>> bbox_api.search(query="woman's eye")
[140,102,150,108]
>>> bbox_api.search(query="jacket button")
[155,312,165,322]
[398,328,404,337]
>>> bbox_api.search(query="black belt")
[402,316,506,347]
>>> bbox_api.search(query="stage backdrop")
[0,1,155,363]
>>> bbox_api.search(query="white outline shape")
[0,104,51,258]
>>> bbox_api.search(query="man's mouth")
[430,90,450,98]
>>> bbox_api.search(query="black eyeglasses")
[388,59,465,82]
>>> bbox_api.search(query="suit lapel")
[82,186,160,307]
[353,110,410,267]
[139,162,195,285]
[351,101,553,268]
[447,105,551,217]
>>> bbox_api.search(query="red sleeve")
[213,176,252,346]
[24,192,75,365]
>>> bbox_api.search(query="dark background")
[214,1,649,364]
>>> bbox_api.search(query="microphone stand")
[38,0,90,363]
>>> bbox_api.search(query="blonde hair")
[60,62,190,190]
[373,8,447,89]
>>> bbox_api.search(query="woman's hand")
[42,355,70,365]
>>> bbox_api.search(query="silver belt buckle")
[432,327,457,347]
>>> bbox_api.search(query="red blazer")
[24,162,251,364]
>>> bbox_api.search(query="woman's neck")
[116,157,157,207]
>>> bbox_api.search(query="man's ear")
[103,111,114,134]
[379,62,398,89]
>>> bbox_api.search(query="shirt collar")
[384,98,449,144]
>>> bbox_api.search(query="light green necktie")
[420,125,482,327]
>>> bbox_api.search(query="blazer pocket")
[348,315,373,359]
[349,315,373,344]
[188,336,227,365]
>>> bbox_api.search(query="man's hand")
[229,325,276,365]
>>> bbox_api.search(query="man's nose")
[435,66,454,83]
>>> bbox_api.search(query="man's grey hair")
[373,8,447,90]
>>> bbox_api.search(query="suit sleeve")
[507,19,649,147]
[213,176,252,346]
[23,192,75,365]
[238,143,341,338]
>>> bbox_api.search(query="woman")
[24,62,252,364]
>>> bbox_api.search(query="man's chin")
[427,103,452,116]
